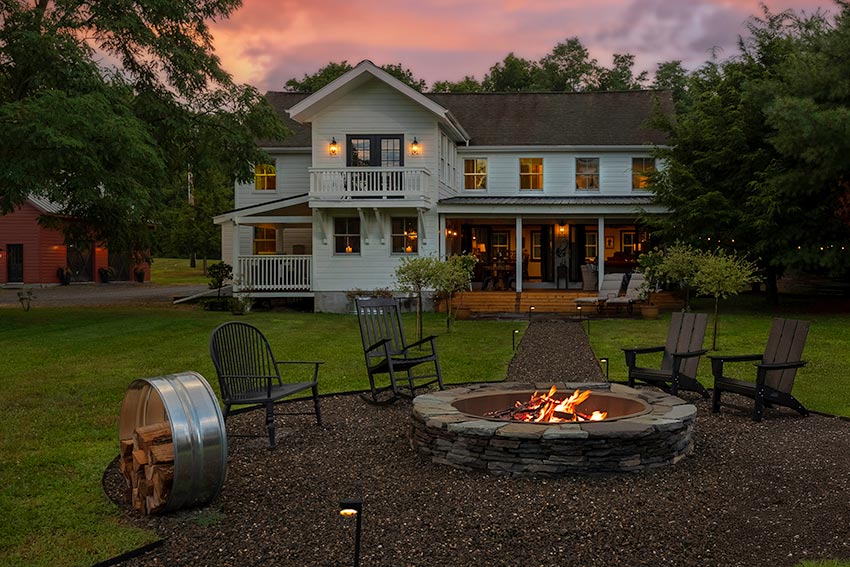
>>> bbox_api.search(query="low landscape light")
[339,498,363,567]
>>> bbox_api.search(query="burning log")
[119,422,174,515]
[484,387,608,423]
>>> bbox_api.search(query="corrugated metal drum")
[119,371,227,512]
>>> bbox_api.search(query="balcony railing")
[310,167,431,200]
[236,255,311,292]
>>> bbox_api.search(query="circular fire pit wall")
[411,382,696,476]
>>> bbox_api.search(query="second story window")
[519,158,543,190]
[253,227,276,254]
[334,218,360,255]
[464,159,487,190]
[632,157,656,190]
[391,217,418,254]
[576,158,600,190]
[348,135,403,167]
[254,163,276,191]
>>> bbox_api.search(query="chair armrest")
[363,338,392,354]
[756,360,807,370]
[405,335,438,351]
[275,360,325,366]
[622,345,664,368]
[708,354,762,380]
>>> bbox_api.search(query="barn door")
[6,244,23,283]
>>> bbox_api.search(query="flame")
[492,387,607,423]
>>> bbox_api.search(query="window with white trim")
[334,218,360,255]
[391,217,418,254]
[584,232,598,261]
[632,157,655,190]
[519,158,543,190]
[254,163,276,191]
[464,159,487,190]
[576,158,600,190]
[253,227,276,254]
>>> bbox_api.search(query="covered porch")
[213,195,315,297]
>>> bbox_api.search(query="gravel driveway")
[0,283,207,308]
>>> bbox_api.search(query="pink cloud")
[209,0,838,92]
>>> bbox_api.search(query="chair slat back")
[356,298,407,359]
[661,312,708,379]
[210,322,281,401]
[599,273,625,296]
[763,318,809,393]
[622,273,645,299]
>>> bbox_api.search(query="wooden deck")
[453,290,684,316]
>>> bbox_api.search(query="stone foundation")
[411,382,696,477]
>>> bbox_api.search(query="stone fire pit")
[411,382,696,476]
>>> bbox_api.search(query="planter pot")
[642,305,660,319]
[134,270,146,283]
[455,307,472,320]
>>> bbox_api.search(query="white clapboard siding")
[235,153,311,209]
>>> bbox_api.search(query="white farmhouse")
[214,60,672,313]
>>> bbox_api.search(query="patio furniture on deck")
[710,318,809,422]
[209,321,322,448]
[623,312,709,397]
[575,273,625,312]
[355,297,444,402]
[606,272,645,314]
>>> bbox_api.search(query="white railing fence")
[310,167,430,199]
[236,255,312,291]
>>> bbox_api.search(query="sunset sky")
[209,0,837,93]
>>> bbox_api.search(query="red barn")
[0,197,149,285]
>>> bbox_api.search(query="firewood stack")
[119,422,174,515]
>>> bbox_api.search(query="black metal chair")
[710,318,809,422]
[355,297,444,402]
[623,311,709,397]
[209,321,322,448]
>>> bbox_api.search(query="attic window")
[254,163,276,191]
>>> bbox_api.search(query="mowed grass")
[587,295,850,416]
[0,306,524,567]
[149,257,210,285]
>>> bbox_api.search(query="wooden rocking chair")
[710,318,809,422]
[355,297,444,402]
[623,312,709,397]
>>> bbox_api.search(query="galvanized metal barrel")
[119,371,227,513]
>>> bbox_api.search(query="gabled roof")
[286,60,469,142]
[257,92,311,147]
[27,196,65,215]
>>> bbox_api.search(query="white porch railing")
[236,255,312,292]
[310,167,431,200]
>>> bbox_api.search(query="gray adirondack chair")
[710,318,809,422]
[575,273,625,313]
[355,297,443,402]
[623,312,709,397]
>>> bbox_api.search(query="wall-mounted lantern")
[328,137,339,156]
[409,137,420,156]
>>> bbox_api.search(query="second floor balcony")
[310,167,431,204]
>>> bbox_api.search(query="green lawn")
[0,307,524,567]
[3,296,850,566]
[149,257,211,285]
[587,295,850,416]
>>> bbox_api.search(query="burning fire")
[487,386,608,423]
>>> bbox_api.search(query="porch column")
[438,214,446,259]
[597,216,605,290]
[232,219,241,293]
[515,216,523,293]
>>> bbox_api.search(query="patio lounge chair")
[606,272,645,314]
[710,318,809,422]
[575,273,625,313]
[209,321,322,448]
[355,297,444,402]
[623,312,709,397]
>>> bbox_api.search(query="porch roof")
[437,195,664,216]
[213,193,309,224]
[438,195,654,206]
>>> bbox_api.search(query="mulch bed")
[105,321,850,567]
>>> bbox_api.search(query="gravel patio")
[106,321,850,567]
